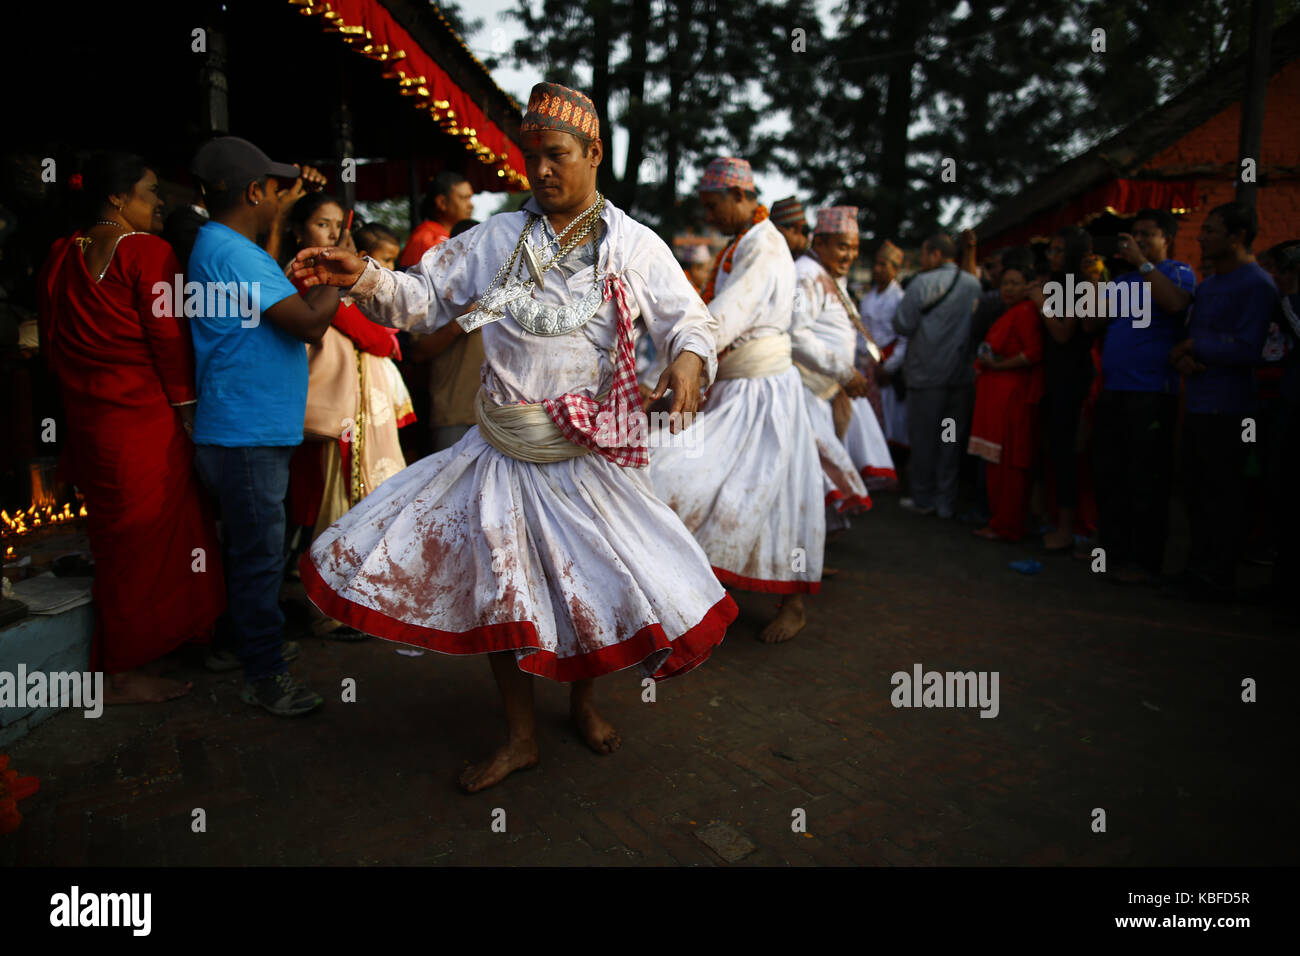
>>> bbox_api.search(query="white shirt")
[706,218,797,351]
[347,197,717,407]
[860,280,905,373]
[791,254,857,384]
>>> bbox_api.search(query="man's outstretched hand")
[650,350,706,431]
[292,246,368,289]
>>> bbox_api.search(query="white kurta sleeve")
[345,228,487,333]
[625,235,719,387]
[790,276,855,384]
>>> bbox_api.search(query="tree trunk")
[592,0,616,197]
[620,0,651,212]
[660,0,691,231]
[879,18,918,242]
[1236,0,1274,208]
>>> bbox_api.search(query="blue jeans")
[194,444,296,682]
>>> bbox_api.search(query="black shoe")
[241,672,324,716]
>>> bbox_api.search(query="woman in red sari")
[38,152,225,702]
[968,263,1044,541]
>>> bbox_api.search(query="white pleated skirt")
[302,429,737,682]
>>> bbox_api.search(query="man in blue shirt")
[1167,201,1280,600]
[188,137,341,714]
[1086,209,1197,585]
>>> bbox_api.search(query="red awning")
[983,178,1200,252]
[292,0,528,190]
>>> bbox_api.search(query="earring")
[250,200,260,206]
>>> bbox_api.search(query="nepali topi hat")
[771,196,807,229]
[698,157,755,194]
[520,82,601,141]
[815,206,859,236]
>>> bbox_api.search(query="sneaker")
[205,640,301,673]
[240,672,324,716]
[899,497,936,516]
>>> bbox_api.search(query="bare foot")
[758,599,806,643]
[103,671,192,704]
[571,701,622,754]
[458,738,539,793]
[822,566,841,577]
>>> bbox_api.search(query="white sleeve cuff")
[347,258,385,301]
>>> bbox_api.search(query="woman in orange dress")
[38,152,225,702]
[967,263,1044,541]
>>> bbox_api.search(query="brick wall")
[1148,58,1300,269]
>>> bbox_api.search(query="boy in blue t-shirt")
[188,137,341,715]
[1087,209,1197,585]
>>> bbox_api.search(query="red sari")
[38,232,226,672]
[968,299,1044,540]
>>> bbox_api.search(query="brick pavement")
[3,497,1297,866]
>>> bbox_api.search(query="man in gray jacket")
[892,233,982,518]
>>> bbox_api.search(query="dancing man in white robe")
[291,82,737,793]
[791,208,878,540]
[797,209,897,494]
[651,159,869,643]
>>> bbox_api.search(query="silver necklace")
[460,196,608,337]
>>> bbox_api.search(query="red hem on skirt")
[826,489,873,514]
[861,466,897,480]
[301,553,737,682]
[711,566,822,595]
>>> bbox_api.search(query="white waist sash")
[716,333,794,381]
[474,388,592,462]
[794,362,842,400]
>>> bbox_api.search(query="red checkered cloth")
[542,274,648,468]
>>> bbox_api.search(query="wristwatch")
[1139,261,1155,275]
